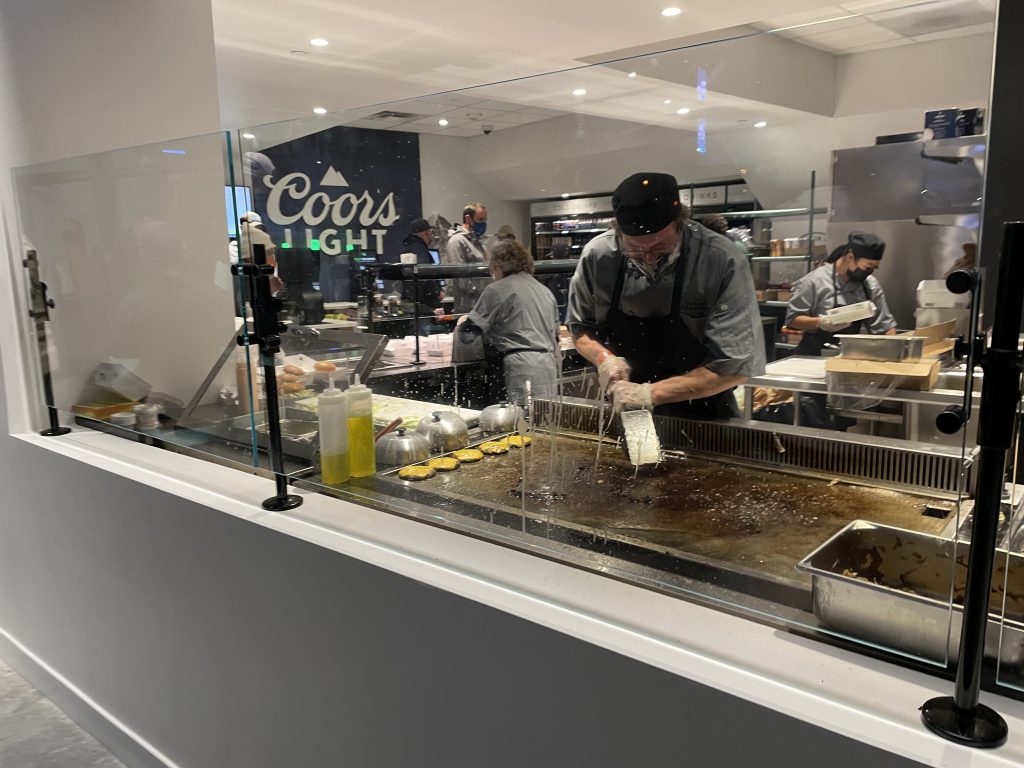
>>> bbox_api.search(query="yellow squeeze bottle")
[318,375,350,485]
[347,375,376,477]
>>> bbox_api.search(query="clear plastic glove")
[598,354,632,392]
[610,381,653,413]
[818,316,852,333]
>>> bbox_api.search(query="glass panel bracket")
[233,244,303,512]
[921,223,1024,749]
[23,250,70,437]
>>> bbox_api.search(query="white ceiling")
[213,0,995,134]
[757,0,994,54]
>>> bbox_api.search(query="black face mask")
[848,267,872,283]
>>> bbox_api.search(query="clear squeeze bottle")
[347,375,376,477]
[318,375,350,485]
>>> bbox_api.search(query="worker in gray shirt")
[785,232,896,356]
[567,172,765,420]
[459,239,560,406]
[444,201,490,312]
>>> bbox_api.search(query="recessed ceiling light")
[561,193,570,198]
[661,7,682,17]
[754,121,767,128]
[438,118,449,127]
[627,72,637,78]
[663,99,672,105]
[676,108,690,115]
[242,132,255,139]
[310,38,328,47]
[572,88,587,96]
[313,106,327,115]
[739,168,748,175]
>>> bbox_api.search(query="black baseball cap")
[410,217,431,233]
[612,172,682,235]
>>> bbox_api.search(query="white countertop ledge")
[14,427,1024,767]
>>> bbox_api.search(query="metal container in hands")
[375,427,431,467]
[415,411,469,452]
[478,402,523,435]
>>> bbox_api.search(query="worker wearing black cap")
[785,232,896,356]
[566,172,765,419]
[399,217,442,312]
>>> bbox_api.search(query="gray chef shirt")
[567,224,766,378]
[444,227,491,312]
[784,264,896,334]
[466,271,559,355]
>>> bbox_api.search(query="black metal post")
[22,251,70,437]
[921,222,1024,748]
[411,266,425,366]
[233,244,302,512]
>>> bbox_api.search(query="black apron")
[602,228,738,421]
[793,266,870,357]
[791,267,870,431]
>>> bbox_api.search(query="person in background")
[238,211,281,294]
[702,214,730,236]
[537,241,572,321]
[495,224,516,242]
[399,217,442,312]
[785,231,896,357]
[702,213,751,256]
[444,201,489,312]
[458,239,560,407]
[567,172,764,419]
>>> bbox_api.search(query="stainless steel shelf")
[534,228,607,235]
[720,207,827,220]
[750,255,814,263]
[758,300,791,308]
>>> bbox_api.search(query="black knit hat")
[849,232,885,261]
[612,173,682,235]
[829,232,885,263]
[409,217,431,233]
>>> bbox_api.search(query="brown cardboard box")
[825,357,939,391]
[903,319,957,359]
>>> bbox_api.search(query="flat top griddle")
[370,431,951,592]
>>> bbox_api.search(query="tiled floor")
[0,659,125,768]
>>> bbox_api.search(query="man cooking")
[785,232,897,356]
[567,172,765,419]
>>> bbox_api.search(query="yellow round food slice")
[398,465,436,481]
[479,441,509,455]
[452,448,484,463]
[427,457,460,471]
[507,435,532,448]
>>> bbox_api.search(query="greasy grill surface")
[375,433,950,592]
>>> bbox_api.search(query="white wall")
[420,133,530,242]
[835,33,992,118]
[0,0,224,433]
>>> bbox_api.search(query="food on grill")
[452,448,484,463]
[427,457,460,471]
[480,440,509,455]
[398,465,436,481]
[507,434,532,448]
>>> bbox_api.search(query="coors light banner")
[252,125,422,259]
